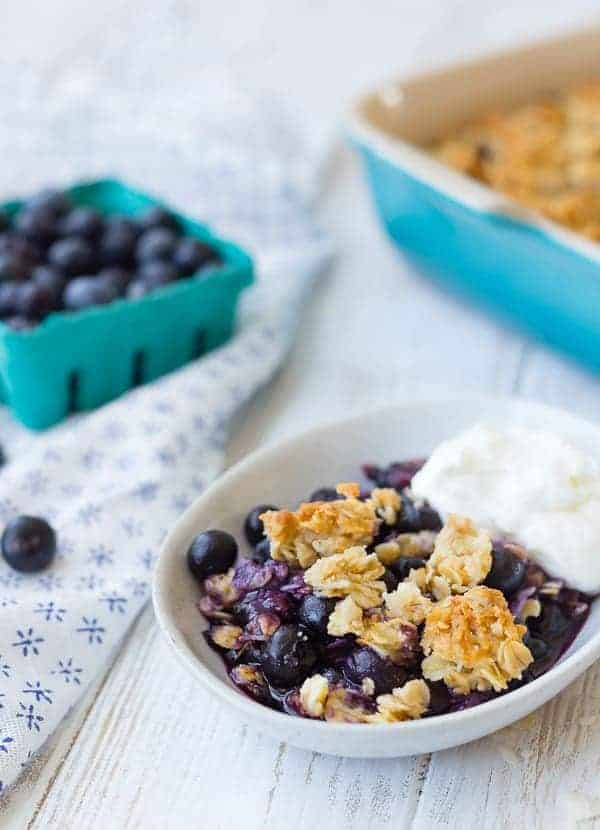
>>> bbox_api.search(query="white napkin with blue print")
[0,69,332,793]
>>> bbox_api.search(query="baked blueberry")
[0,252,30,282]
[528,603,570,641]
[1,515,56,572]
[344,647,407,695]
[98,266,131,296]
[136,228,178,262]
[523,632,550,662]
[308,487,340,502]
[395,495,421,532]
[250,538,271,564]
[187,529,238,581]
[59,206,102,239]
[16,283,54,319]
[63,276,118,311]
[138,206,179,232]
[173,238,220,275]
[48,237,95,276]
[137,260,178,288]
[31,265,67,305]
[484,542,527,596]
[426,681,452,716]
[244,504,278,546]
[99,219,138,267]
[389,556,426,581]
[298,594,336,633]
[260,624,317,686]
[382,568,399,592]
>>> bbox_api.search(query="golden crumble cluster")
[311,677,430,724]
[421,586,533,694]
[408,514,492,600]
[432,83,600,241]
[260,483,400,569]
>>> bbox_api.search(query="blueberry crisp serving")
[188,461,592,724]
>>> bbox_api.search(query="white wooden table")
[3,1,600,827]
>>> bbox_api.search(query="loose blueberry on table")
[1,515,57,572]
[189,460,592,723]
[0,188,223,329]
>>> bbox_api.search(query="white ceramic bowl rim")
[153,398,600,737]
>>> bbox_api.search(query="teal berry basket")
[0,179,254,430]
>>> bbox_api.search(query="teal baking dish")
[0,179,253,430]
[348,29,600,373]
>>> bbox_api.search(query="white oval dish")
[153,398,600,758]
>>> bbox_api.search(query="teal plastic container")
[0,179,254,429]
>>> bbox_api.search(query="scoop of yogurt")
[411,423,600,593]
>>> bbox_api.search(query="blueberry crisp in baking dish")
[432,82,600,242]
[187,430,594,724]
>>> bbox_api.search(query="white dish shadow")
[153,397,600,758]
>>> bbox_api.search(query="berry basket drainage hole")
[131,350,145,387]
[68,370,80,413]
[193,330,206,359]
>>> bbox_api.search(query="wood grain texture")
[2,1,600,826]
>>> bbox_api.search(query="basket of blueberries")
[0,179,253,429]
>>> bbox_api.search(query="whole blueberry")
[0,282,20,317]
[98,267,131,296]
[137,260,178,288]
[244,504,278,546]
[0,234,42,267]
[484,542,527,596]
[0,252,30,282]
[138,206,179,232]
[3,315,37,331]
[250,538,271,564]
[14,206,57,244]
[59,206,102,239]
[417,503,442,531]
[136,228,178,262]
[15,283,54,319]
[31,265,67,305]
[63,276,118,311]
[187,529,238,581]
[260,624,317,686]
[528,602,571,641]
[1,516,56,572]
[126,279,151,300]
[382,568,399,592]
[173,238,221,276]
[99,219,138,267]
[389,556,426,581]
[308,487,340,502]
[48,237,95,276]
[25,188,69,217]
[298,594,336,633]
[344,647,407,695]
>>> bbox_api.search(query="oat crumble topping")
[299,674,330,718]
[421,586,533,693]
[260,483,399,569]
[368,679,431,723]
[304,545,386,608]
[210,623,244,650]
[431,83,600,241]
[375,531,437,565]
[412,514,492,600]
[384,581,433,625]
